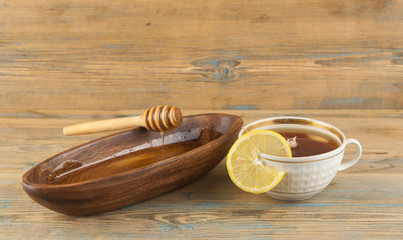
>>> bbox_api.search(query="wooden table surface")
[1,0,403,239]
[1,109,402,239]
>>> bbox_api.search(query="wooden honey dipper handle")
[63,105,182,136]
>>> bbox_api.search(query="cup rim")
[239,116,347,162]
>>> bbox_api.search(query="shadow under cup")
[239,117,362,201]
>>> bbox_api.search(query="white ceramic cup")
[239,116,362,201]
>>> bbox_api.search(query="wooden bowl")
[22,113,243,216]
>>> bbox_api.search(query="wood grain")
[22,113,242,216]
[1,0,403,238]
[0,0,402,111]
[1,110,402,239]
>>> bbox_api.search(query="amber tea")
[278,132,338,157]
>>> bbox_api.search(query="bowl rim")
[22,113,243,190]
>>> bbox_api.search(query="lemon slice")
[227,130,292,194]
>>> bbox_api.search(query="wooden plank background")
[1,0,403,239]
[0,0,402,112]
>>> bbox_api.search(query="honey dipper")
[63,105,182,136]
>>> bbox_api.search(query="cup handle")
[338,138,362,171]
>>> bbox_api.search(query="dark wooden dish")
[22,113,243,216]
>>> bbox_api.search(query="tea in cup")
[239,116,362,201]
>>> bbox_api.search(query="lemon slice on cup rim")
[226,130,292,194]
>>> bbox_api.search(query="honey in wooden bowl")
[22,113,243,215]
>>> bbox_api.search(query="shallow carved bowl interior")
[22,113,243,215]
